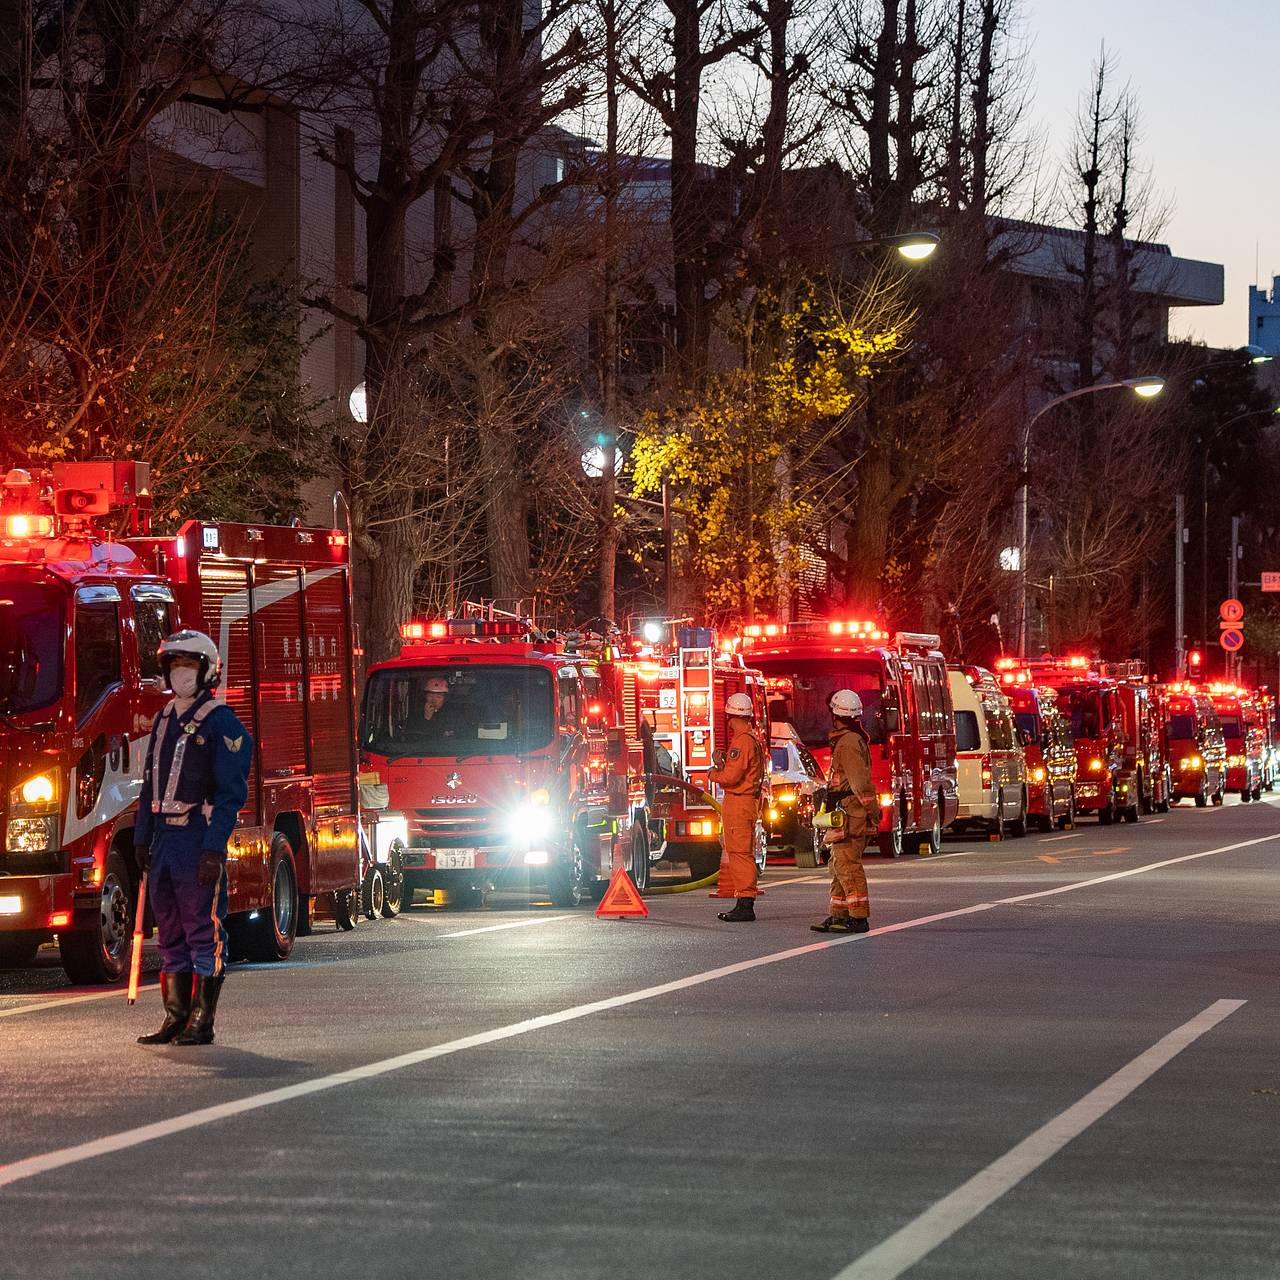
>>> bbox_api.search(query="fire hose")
[639,773,724,894]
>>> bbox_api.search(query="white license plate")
[434,850,476,870]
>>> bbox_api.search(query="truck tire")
[547,838,587,908]
[380,844,405,917]
[628,827,650,892]
[60,850,132,985]
[332,886,361,929]
[361,866,385,919]
[878,801,904,858]
[1008,791,1029,838]
[794,826,820,869]
[234,834,299,961]
[684,843,722,881]
[1057,790,1076,830]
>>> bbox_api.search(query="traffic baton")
[127,872,147,1005]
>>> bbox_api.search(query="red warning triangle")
[595,866,649,918]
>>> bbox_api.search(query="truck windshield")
[1217,714,1242,739]
[754,656,884,747]
[1059,688,1103,740]
[0,580,64,714]
[361,664,555,758]
[1167,713,1195,740]
[1014,712,1039,743]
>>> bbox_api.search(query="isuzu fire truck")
[1021,657,1161,823]
[360,616,628,907]
[1157,683,1226,806]
[597,622,770,885]
[0,461,368,982]
[1207,683,1267,802]
[738,621,958,857]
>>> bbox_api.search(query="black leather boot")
[175,973,224,1045]
[718,897,756,922]
[137,971,194,1044]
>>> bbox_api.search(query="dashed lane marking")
[1,832,1275,1190]
[832,999,1246,1280]
[1039,832,1085,843]
[1037,855,1061,865]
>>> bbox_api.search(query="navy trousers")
[149,827,228,978]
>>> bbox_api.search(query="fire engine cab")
[739,621,958,857]
[0,461,366,982]
[360,615,624,907]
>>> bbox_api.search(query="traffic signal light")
[1188,649,1203,671]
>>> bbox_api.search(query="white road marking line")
[0,899,998,1190]
[2,829,1275,1187]
[832,998,1246,1280]
[879,851,978,864]
[1039,833,1085,843]
[440,915,572,938]
[0,987,155,1019]
[764,874,828,887]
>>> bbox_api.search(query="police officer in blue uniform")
[134,630,251,1046]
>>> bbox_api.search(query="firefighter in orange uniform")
[708,692,766,922]
[811,689,875,934]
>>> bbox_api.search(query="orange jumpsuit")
[826,727,875,920]
[708,722,766,900]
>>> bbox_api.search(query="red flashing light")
[48,911,71,928]
[1188,650,1203,669]
[2,513,54,538]
[743,625,764,638]
[430,622,448,638]
[401,622,426,640]
[764,623,781,637]
[328,532,347,547]
[1066,655,1089,669]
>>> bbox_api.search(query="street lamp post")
[1017,375,1165,658]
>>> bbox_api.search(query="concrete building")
[1248,277,1280,356]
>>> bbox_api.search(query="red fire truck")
[360,615,630,908]
[0,460,366,982]
[1208,683,1266,802]
[738,621,958,857]
[993,664,1078,830]
[1158,683,1226,806]
[1022,657,1157,824]
[597,622,770,885]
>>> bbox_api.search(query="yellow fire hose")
[640,775,724,894]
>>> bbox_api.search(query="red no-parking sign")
[1220,628,1244,652]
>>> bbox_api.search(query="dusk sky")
[1022,0,1279,351]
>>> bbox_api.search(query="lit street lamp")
[1016,375,1166,657]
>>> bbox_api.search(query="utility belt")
[154,800,214,829]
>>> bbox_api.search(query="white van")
[947,667,1029,839]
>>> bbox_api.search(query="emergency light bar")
[401,618,529,641]
[741,619,889,643]
[1,513,54,538]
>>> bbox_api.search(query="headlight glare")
[20,774,55,806]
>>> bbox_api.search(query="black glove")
[197,851,225,887]
[135,843,151,873]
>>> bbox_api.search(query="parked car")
[766,723,827,867]
[948,667,1029,839]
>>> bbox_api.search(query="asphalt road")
[2,798,1278,1280]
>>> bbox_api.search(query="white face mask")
[169,667,200,698]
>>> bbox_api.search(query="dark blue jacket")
[134,692,251,856]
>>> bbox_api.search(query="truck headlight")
[1032,767,1046,783]
[10,772,59,816]
[7,816,59,853]
[510,792,553,844]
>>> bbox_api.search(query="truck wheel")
[1008,792,1029,838]
[547,839,587,908]
[911,803,942,856]
[685,844,722,881]
[628,827,650,892]
[236,834,299,960]
[753,821,768,874]
[1194,786,1208,808]
[1212,787,1224,807]
[380,844,405,917]
[1251,783,1263,803]
[1098,799,1115,825]
[361,866,385,920]
[333,886,360,929]
[1057,790,1076,830]
[60,850,132,985]
[988,807,1005,842]
[794,825,820,869]
[878,802,904,858]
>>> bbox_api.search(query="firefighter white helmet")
[830,689,863,719]
[158,630,221,691]
[725,692,754,718]
[425,677,449,694]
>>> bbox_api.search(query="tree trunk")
[670,0,708,385]
[366,515,419,663]
[842,448,895,610]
